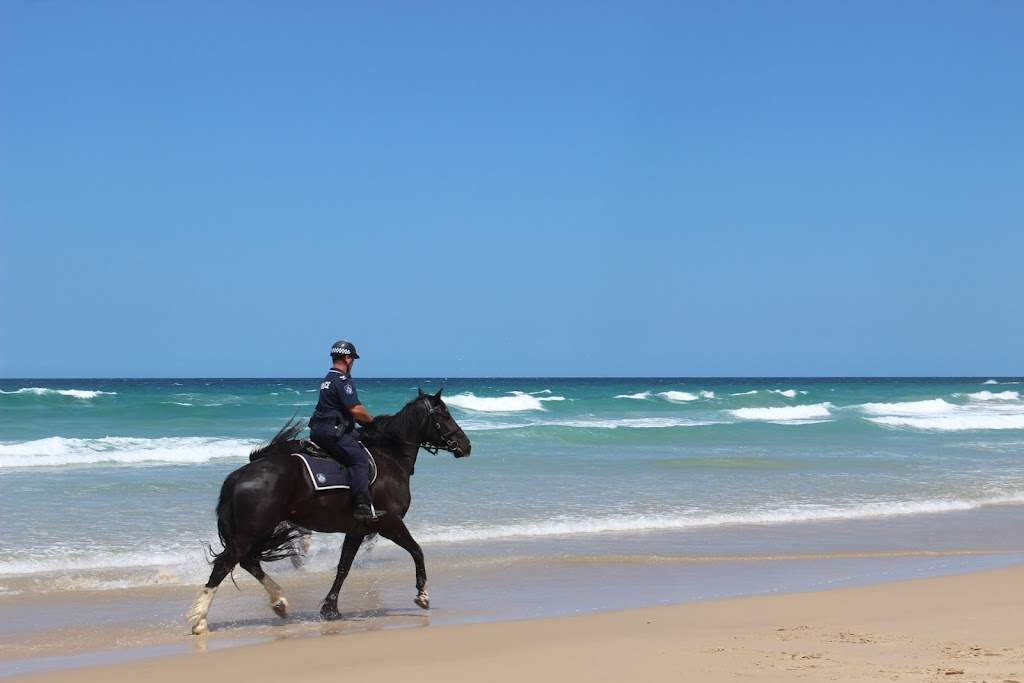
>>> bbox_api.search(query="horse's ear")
[434,388,444,398]
[418,388,426,397]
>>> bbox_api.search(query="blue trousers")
[309,424,370,501]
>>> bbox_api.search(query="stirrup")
[353,504,387,522]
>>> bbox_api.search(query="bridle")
[416,396,465,455]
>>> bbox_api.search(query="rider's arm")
[351,404,373,425]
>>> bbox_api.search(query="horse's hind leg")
[188,550,240,635]
[320,532,365,620]
[239,556,289,618]
[377,519,429,609]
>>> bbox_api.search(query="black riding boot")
[352,494,385,522]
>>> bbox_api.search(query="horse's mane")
[362,396,427,447]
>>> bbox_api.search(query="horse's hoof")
[272,598,289,619]
[414,592,429,610]
[191,619,209,635]
[320,604,342,621]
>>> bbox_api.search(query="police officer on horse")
[308,340,384,522]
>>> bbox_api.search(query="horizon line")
[2,375,1021,381]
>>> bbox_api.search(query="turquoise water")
[2,377,1023,594]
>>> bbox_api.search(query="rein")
[394,397,463,456]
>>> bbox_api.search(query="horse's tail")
[250,522,308,564]
[211,468,243,563]
[249,415,306,462]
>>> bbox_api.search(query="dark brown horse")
[188,389,471,635]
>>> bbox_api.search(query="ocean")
[2,377,1024,672]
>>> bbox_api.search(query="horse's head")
[416,388,472,458]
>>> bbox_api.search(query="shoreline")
[4,505,1024,677]
[7,561,1024,682]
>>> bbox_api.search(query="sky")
[1,1,1021,378]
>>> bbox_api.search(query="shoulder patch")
[344,384,354,395]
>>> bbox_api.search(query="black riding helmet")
[330,340,360,359]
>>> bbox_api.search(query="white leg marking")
[258,574,289,618]
[188,586,218,635]
[415,581,430,609]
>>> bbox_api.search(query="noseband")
[418,397,464,455]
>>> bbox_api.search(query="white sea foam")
[0,546,207,578]
[0,436,260,468]
[860,399,956,416]
[768,389,800,398]
[968,391,1020,402]
[868,414,1024,431]
[862,395,1024,432]
[444,392,551,412]
[730,403,833,423]
[550,417,723,429]
[0,387,116,399]
[659,390,714,402]
[659,391,699,402]
[984,379,1000,385]
[417,494,1024,544]
[459,416,724,431]
[8,494,1022,583]
[730,390,759,396]
[615,391,652,400]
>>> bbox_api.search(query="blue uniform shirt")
[312,368,361,429]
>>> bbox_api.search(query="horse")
[187,388,471,635]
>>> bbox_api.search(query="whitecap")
[731,403,833,423]
[968,391,1020,402]
[769,389,798,398]
[0,387,116,399]
[868,414,1024,431]
[415,493,1024,544]
[860,399,955,416]
[615,391,652,400]
[659,391,701,403]
[0,436,260,468]
[444,392,548,413]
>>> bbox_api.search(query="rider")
[308,340,383,522]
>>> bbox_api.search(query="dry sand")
[9,564,1023,683]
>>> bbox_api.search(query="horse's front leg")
[320,532,365,620]
[377,519,429,609]
[239,557,289,618]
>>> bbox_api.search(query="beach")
[3,378,1023,679]
[6,562,1023,682]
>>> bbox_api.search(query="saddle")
[292,440,378,491]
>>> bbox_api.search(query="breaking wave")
[0,387,116,399]
[868,414,1024,431]
[418,494,1024,544]
[861,399,955,416]
[861,395,1024,431]
[730,403,833,423]
[0,436,259,468]
[445,391,564,413]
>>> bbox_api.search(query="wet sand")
[6,562,1024,682]
[3,507,1024,680]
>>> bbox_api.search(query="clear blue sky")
[1,1,1021,378]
